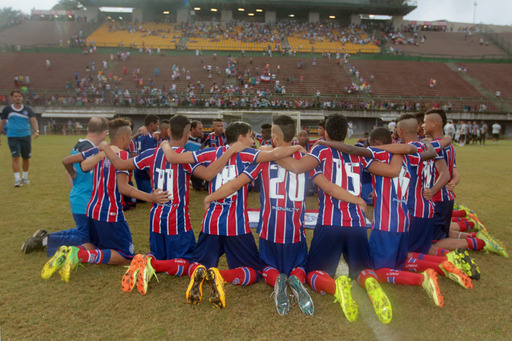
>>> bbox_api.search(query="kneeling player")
[42,118,168,283]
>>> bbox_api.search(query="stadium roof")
[79,0,417,17]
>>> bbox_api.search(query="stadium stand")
[383,31,506,57]
[0,21,89,46]
[464,63,512,99]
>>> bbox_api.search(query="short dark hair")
[397,113,417,123]
[415,112,425,124]
[213,118,223,123]
[318,119,325,128]
[261,123,272,130]
[11,90,23,97]
[108,118,131,140]
[190,120,202,129]
[325,114,347,141]
[225,121,251,144]
[144,114,159,127]
[370,127,392,145]
[273,115,296,142]
[87,116,108,134]
[425,108,447,127]
[169,115,190,140]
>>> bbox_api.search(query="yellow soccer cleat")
[186,265,207,305]
[206,267,226,309]
[41,246,68,279]
[365,277,392,324]
[59,246,80,283]
[333,275,359,322]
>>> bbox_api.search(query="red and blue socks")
[306,270,335,295]
[150,258,190,276]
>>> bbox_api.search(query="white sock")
[14,173,21,180]
[22,171,28,179]
[42,237,48,247]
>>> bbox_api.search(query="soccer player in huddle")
[274,114,404,323]
[21,117,108,256]
[203,115,314,316]
[42,118,169,283]
[133,114,159,193]
[424,110,508,259]
[254,123,274,147]
[202,118,226,148]
[164,121,304,309]
[351,128,472,319]
[100,115,245,295]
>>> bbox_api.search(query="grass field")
[1,135,511,340]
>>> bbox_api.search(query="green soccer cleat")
[439,261,473,290]
[136,255,158,295]
[422,269,444,307]
[206,267,226,309]
[122,254,144,293]
[186,265,206,305]
[288,275,314,316]
[446,248,480,280]
[364,277,392,324]
[41,246,68,279]
[59,246,80,283]
[272,273,290,316]
[477,231,509,258]
[333,275,359,322]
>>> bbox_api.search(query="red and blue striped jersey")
[243,152,307,244]
[202,132,226,148]
[432,139,456,202]
[292,140,315,152]
[308,145,370,227]
[405,140,442,218]
[367,149,411,232]
[194,146,260,236]
[133,146,193,235]
[84,147,130,222]
[255,133,275,147]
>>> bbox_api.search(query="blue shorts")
[89,218,134,259]
[8,136,31,158]
[369,229,409,270]
[134,169,152,194]
[149,229,196,261]
[46,213,91,257]
[408,216,434,254]
[306,225,373,279]
[194,232,261,276]
[433,200,454,240]
[259,237,307,276]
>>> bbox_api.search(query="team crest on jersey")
[104,158,111,167]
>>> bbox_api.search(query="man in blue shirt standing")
[0,90,39,187]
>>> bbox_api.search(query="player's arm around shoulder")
[101,141,136,170]
[196,142,246,181]
[313,173,367,213]
[315,139,372,158]
[161,140,195,164]
[62,153,87,179]
[255,144,305,163]
[203,173,252,210]
[418,140,436,161]
[367,152,401,178]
